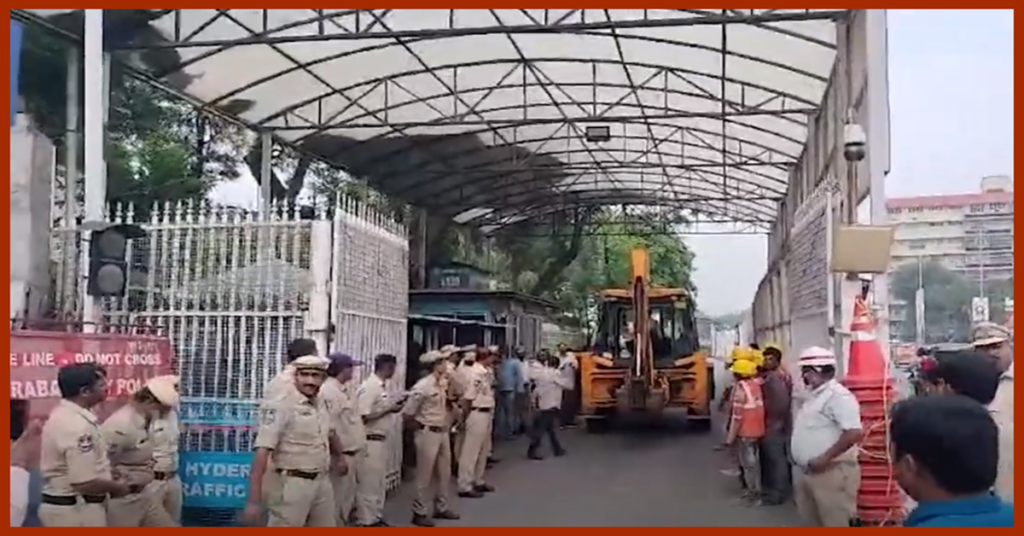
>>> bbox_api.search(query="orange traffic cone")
[845,296,887,381]
[842,294,903,525]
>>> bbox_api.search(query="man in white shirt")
[527,355,572,460]
[556,344,580,428]
[971,322,1013,502]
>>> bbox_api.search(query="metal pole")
[64,48,79,309]
[259,131,273,218]
[81,9,106,331]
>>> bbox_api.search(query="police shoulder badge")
[260,408,277,425]
[77,434,95,452]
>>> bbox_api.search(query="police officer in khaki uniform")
[457,349,497,498]
[320,352,366,526]
[39,363,131,527]
[103,375,180,527]
[259,338,321,505]
[450,346,476,470]
[242,356,348,527]
[404,351,461,527]
[149,404,182,524]
[355,354,406,527]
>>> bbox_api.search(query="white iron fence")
[51,198,410,490]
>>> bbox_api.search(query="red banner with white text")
[10,330,175,421]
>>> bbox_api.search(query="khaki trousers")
[107,489,177,527]
[356,439,389,525]
[457,410,492,492]
[39,502,107,527]
[793,462,860,527]
[412,428,453,516]
[267,473,336,527]
[331,451,363,526]
[148,475,183,524]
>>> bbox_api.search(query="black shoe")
[458,490,484,499]
[527,450,544,460]
[411,514,435,527]
[369,520,391,527]
[553,449,567,457]
[433,511,460,520]
[487,456,500,464]
[474,483,495,493]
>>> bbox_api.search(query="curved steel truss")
[20,8,849,231]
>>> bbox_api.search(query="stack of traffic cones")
[842,295,904,526]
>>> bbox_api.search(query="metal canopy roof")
[22,9,848,232]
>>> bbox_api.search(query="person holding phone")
[354,354,405,527]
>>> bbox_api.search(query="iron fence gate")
[51,197,410,511]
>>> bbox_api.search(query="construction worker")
[39,364,129,527]
[148,378,182,525]
[790,346,864,527]
[242,355,346,527]
[970,322,1013,502]
[102,375,179,526]
[726,358,766,505]
[759,344,793,505]
[321,353,365,526]
[457,347,497,498]
[354,354,406,527]
[404,351,461,526]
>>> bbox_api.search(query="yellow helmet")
[747,348,765,367]
[729,359,758,377]
[729,347,750,364]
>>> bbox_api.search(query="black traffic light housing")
[86,223,147,298]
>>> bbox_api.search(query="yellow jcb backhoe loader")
[577,246,713,432]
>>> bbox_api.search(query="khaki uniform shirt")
[404,374,449,427]
[40,400,113,495]
[254,389,332,473]
[990,362,1013,502]
[320,377,367,453]
[356,375,395,437]
[149,410,179,473]
[463,363,496,409]
[102,405,156,486]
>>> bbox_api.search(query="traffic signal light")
[86,223,147,298]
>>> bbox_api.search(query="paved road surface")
[383,418,801,527]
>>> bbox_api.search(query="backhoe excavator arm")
[630,247,654,388]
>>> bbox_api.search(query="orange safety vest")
[730,378,766,439]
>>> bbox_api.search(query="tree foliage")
[890,260,1013,343]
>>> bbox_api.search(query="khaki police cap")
[293,355,330,371]
[145,375,180,407]
[972,322,1012,347]
[419,350,443,365]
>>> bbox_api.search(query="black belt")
[154,471,177,480]
[41,493,106,506]
[276,469,321,480]
[366,433,386,441]
[423,425,447,433]
[473,407,492,413]
[341,450,360,456]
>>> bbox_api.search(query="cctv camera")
[843,123,867,162]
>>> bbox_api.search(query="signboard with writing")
[180,451,254,509]
[10,331,175,420]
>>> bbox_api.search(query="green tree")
[890,260,974,343]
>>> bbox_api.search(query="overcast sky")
[690,9,1015,316]
[211,10,1015,316]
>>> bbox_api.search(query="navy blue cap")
[328,352,361,368]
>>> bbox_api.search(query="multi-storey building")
[886,175,1013,339]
